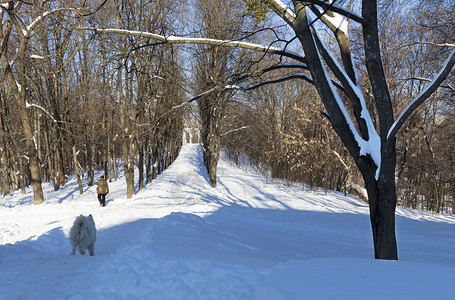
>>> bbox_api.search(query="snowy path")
[1,144,455,299]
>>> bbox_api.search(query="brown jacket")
[96,178,109,194]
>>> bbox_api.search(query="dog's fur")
[69,214,96,256]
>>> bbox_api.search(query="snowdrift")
[1,144,455,299]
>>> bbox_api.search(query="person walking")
[96,176,109,206]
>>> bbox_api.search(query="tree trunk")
[113,155,118,181]
[0,48,44,203]
[205,126,220,188]
[1,145,9,196]
[107,132,113,182]
[20,104,44,204]
[87,142,94,186]
[122,135,135,198]
[0,21,45,204]
[72,145,83,195]
[52,144,61,191]
[358,139,398,260]
[145,137,152,184]
[200,98,222,188]
[19,158,26,195]
[138,139,144,190]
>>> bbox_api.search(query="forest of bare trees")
[0,0,453,260]
[0,0,185,202]
[224,0,455,216]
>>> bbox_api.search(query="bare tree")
[82,0,455,259]
[192,0,250,187]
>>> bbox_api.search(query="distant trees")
[0,1,87,204]
[192,0,251,187]
[390,0,455,213]
[237,0,454,259]
[0,0,185,200]
[120,0,452,260]
[223,0,455,216]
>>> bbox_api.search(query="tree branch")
[306,0,365,24]
[76,27,307,63]
[387,49,455,142]
[268,0,296,27]
[221,126,250,137]
[400,77,455,92]
[228,72,314,91]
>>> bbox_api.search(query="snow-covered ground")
[1,144,455,299]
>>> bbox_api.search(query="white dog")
[69,214,97,256]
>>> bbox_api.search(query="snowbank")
[1,144,455,299]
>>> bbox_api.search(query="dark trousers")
[98,193,106,206]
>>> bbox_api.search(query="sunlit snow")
[1,144,454,299]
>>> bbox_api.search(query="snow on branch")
[268,0,296,26]
[8,7,80,38]
[26,102,58,123]
[76,27,306,63]
[387,49,455,141]
[221,126,250,137]
[306,0,365,24]
[311,24,374,140]
[417,42,455,49]
[400,77,455,92]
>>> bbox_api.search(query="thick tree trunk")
[201,129,217,187]
[15,85,44,203]
[290,1,400,259]
[200,99,222,188]
[121,128,136,198]
[359,143,398,260]
[0,35,45,203]
[206,130,220,188]
[20,107,44,204]
[125,167,135,198]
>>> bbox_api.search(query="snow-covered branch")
[8,6,81,39]
[400,77,455,92]
[311,24,374,140]
[306,0,365,24]
[417,42,455,49]
[387,49,455,141]
[76,27,306,63]
[220,126,250,137]
[26,102,58,123]
[268,0,296,26]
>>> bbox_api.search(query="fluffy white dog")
[69,214,97,256]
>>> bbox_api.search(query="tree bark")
[291,0,399,259]
[138,139,144,190]
[72,145,83,195]
[0,22,44,204]
[0,104,11,196]
[0,144,9,196]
